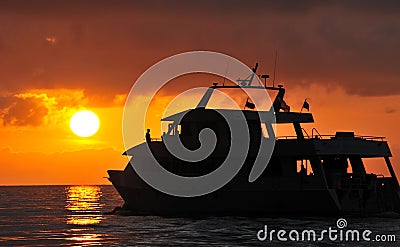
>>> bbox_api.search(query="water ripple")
[0,186,399,246]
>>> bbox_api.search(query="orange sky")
[1,0,400,185]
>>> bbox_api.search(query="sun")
[70,110,100,137]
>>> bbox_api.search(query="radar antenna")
[236,63,258,86]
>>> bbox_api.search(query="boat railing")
[357,135,385,141]
[157,134,383,141]
[301,128,310,138]
[276,134,386,141]
[276,135,301,140]
[276,135,333,140]
[311,128,322,139]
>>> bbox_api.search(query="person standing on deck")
[146,129,151,142]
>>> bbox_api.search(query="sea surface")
[0,185,399,246]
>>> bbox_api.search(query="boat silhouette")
[108,63,400,216]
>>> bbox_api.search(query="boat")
[107,62,400,216]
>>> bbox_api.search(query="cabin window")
[162,122,181,136]
[296,159,314,176]
[362,158,391,177]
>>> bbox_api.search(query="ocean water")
[0,186,399,246]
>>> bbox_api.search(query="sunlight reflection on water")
[65,186,104,226]
[1,186,399,246]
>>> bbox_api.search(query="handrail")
[276,134,386,141]
[301,128,310,138]
[358,135,385,141]
[276,136,299,140]
[311,128,322,139]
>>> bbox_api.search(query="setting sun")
[70,110,100,137]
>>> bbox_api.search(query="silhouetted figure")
[146,129,151,142]
[300,164,307,176]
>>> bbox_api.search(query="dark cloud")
[0,90,89,126]
[1,1,399,18]
[0,95,48,126]
[0,1,318,19]
[0,0,400,101]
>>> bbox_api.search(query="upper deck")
[156,63,392,160]
[162,109,313,124]
[275,132,391,158]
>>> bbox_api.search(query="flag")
[280,99,290,112]
[302,99,310,111]
[245,98,255,109]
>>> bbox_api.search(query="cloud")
[112,93,127,106]
[0,0,399,100]
[45,36,56,45]
[0,90,85,126]
[0,88,128,127]
[0,94,48,126]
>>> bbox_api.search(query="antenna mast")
[222,57,231,86]
[272,50,278,88]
